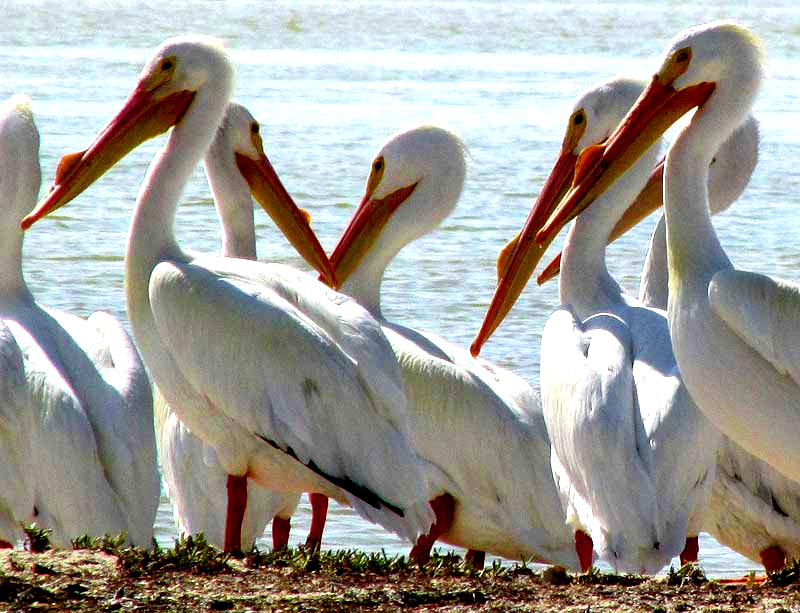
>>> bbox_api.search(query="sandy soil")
[1,543,800,612]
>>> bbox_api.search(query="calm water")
[2,0,799,578]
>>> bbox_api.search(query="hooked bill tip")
[469,338,482,358]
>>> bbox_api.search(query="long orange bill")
[536,159,666,285]
[21,84,195,230]
[324,182,417,289]
[469,147,577,356]
[235,152,336,287]
[534,77,715,247]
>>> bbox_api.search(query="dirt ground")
[2,539,800,612]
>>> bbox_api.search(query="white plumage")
[624,113,800,573]
[156,102,302,552]
[22,37,435,550]
[328,125,578,568]
[0,94,159,548]
[550,19,800,492]
[473,77,720,574]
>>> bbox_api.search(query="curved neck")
[664,122,732,304]
[203,152,257,260]
[0,228,27,297]
[125,82,230,350]
[340,253,388,318]
[559,141,662,317]
[559,214,623,317]
[559,154,659,317]
[338,202,424,320]
[638,215,669,310]
[217,194,256,260]
[222,227,256,261]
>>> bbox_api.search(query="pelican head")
[536,112,760,286]
[328,125,467,291]
[20,37,335,285]
[205,102,334,283]
[0,95,40,224]
[21,35,232,229]
[534,21,765,249]
[204,102,261,259]
[471,75,661,356]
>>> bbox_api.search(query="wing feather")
[709,269,800,385]
[0,322,35,545]
[149,259,433,540]
[11,323,129,547]
[540,307,667,572]
[384,326,574,563]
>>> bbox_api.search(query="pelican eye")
[661,47,692,83]
[145,55,177,91]
[249,120,264,151]
[366,156,386,196]
[564,109,587,150]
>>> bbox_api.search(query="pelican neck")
[559,214,623,317]
[638,216,669,310]
[0,228,29,298]
[340,258,386,319]
[125,72,232,350]
[204,147,257,260]
[558,151,659,316]
[663,121,732,298]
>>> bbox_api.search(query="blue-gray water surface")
[3,0,799,578]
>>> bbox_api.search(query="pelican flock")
[532,20,800,570]
[539,19,800,490]
[23,36,435,553]
[602,115,800,572]
[533,112,800,572]
[472,76,721,574]
[4,14,798,583]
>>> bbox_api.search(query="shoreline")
[1,538,798,611]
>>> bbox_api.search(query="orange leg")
[716,545,786,585]
[679,535,699,566]
[409,493,456,565]
[575,529,594,572]
[305,493,328,551]
[224,474,248,556]
[759,544,786,573]
[272,516,291,550]
[465,549,485,569]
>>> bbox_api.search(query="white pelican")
[538,20,800,489]
[0,94,159,547]
[156,102,314,553]
[327,125,578,569]
[550,109,800,573]
[591,114,800,574]
[22,36,436,553]
[473,77,721,574]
